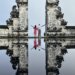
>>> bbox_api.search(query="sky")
[0,1,75,75]
[0,0,75,25]
[0,0,16,25]
[59,0,75,26]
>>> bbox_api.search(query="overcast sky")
[0,0,75,26]
[0,1,75,75]
[0,0,75,36]
[60,0,75,26]
[0,0,16,24]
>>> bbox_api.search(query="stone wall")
[0,0,28,37]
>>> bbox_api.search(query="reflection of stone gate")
[0,38,28,75]
[46,38,75,75]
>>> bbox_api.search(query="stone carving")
[46,38,75,75]
[46,1,75,75]
[0,38,28,75]
[0,0,28,37]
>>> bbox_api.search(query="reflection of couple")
[31,37,45,50]
[32,38,45,50]
[33,38,40,49]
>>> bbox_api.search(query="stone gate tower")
[46,0,66,35]
[46,0,75,37]
[0,0,28,37]
[16,0,28,36]
[46,0,75,75]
